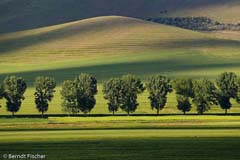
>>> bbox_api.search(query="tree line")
[146,17,240,31]
[0,72,240,117]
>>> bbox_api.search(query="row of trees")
[103,72,240,115]
[0,76,56,116]
[0,72,240,116]
[147,17,240,31]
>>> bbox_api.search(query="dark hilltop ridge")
[0,0,239,33]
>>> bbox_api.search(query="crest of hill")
[0,0,239,33]
[0,16,212,63]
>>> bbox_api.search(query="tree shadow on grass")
[1,59,240,86]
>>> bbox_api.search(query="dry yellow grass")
[0,16,209,64]
[205,31,240,41]
[171,1,240,23]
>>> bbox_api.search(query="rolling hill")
[0,16,239,83]
[0,16,240,114]
[0,0,239,33]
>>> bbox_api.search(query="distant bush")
[147,17,240,31]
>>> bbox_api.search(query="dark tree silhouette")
[146,75,172,115]
[216,72,238,114]
[3,76,27,116]
[103,78,123,115]
[34,76,56,117]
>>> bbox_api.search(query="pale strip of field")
[1,116,240,131]
[1,129,240,143]
[205,31,240,41]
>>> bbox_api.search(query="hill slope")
[0,16,211,63]
[0,0,239,33]
[0,16,239,83]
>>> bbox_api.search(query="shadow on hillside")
[0,17,137,54]
[0,33,239,56]
[0,59,240,86]
[159,38,240,49]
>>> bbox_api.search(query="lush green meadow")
[1,116,240,159]
[1,131,240,160]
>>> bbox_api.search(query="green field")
[1,1,240,160]
[0,116,240,160]
[1,116,240,130]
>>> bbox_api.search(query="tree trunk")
[183,111,186,115]
[157,108,160,116]
[41,111,44,118]
[225,109,228,115]
[112,110,115,116]
[12,112,14,117]
[127,109,130,116]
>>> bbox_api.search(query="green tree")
[146,75,172,115]
[103,78,123,115]
[176,95,191,115]
[236,78,240,104]
[172,78,193,114]
[61,80,79,114]
[120,74,144,115]
[61,73,98,115]
[216,72,238,114]
[217,95,231,114]
[3,76,27,116]
[75,74,98,114]
[237,78,240,103]
[34,76,56,117]
[192,79,217,115]
[0,83,4,108]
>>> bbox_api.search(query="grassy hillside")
[0,16,239,83]
[0,16,240,82]
[0,0,239,33]
[0,16,240,115]
[207,31,240,41]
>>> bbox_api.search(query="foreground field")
[1,131,240,160]
[0,116,240,160]
[1,116,240,130]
